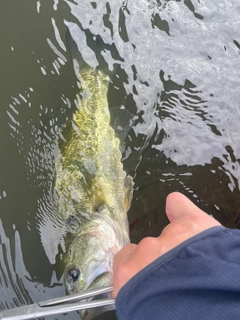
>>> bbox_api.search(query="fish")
[54,30,134,319]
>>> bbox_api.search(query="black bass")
[54,36,133,319]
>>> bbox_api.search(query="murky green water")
[1,0,240,319]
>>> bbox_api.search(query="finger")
[114,243,137,267]
[165,192,204,222]
[112,243,137,298]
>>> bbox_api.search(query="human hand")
[112,192,221,298]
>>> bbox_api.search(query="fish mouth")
[80,292,115,320]
[80,272,114,320]
[81,297,115,320]
[87,271,112,291]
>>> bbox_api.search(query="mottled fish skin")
[56,68,132,226]
[54,66,133,318]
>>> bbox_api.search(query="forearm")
[115,227,240,320]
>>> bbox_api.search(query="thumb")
[166,192,204,223]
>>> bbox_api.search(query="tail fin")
[65,22,123,77]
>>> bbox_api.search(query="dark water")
[1,0,240,319]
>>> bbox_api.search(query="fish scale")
[56,68,131,221]
[54,65,133,319]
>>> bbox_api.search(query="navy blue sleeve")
[115,226,240,320]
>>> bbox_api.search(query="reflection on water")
[0,219,65,317]
[1,0,240,319]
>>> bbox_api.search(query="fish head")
[63,206,129,319]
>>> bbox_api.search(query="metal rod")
[0,299,115,320]
[39,285,113,307]
[0,286,115,320]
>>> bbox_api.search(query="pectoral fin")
[123,175,134,211]
[110,106,133,152]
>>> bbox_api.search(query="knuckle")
[138,237,158,251]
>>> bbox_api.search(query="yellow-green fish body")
[54,66,133,318]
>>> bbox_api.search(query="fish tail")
[66,24,123,79]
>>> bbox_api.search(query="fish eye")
[67,266,80,283]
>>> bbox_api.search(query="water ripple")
[2,1,240,317]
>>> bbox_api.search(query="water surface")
[1,0,240,319]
